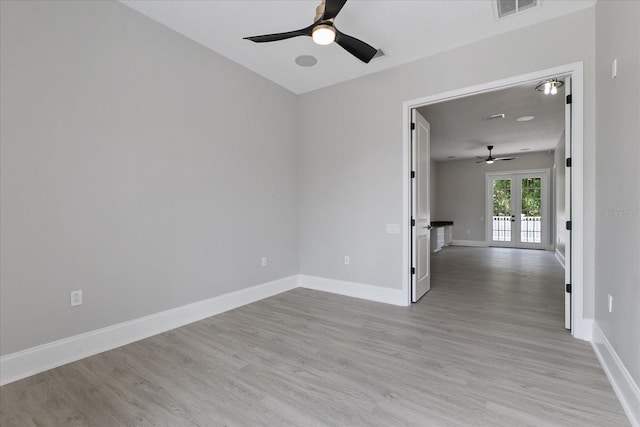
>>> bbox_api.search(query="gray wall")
[435,152,554,243]
[4,1,624,364]
[0,1,298,355]
[430,159,438,220]
[595,0,640,390]
[554,133,566,257]
[298,8,596,302]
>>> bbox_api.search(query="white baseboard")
[0,275,298,386]
[298,275,408,306]
[592,322,640,427]
[555,249,566,269]
[451,240,489,247]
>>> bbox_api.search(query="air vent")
[372,49,386,60]
[495,0,539,19]
[485,113,506,121]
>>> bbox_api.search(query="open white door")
[564,77,572,330]
[411,109,431,302]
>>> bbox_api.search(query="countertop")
[431,221,454,227]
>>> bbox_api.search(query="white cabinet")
[431,227,445,252]
[444,225,453,246]
[430,222,453,252]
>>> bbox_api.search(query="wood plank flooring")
[0,247,629,426]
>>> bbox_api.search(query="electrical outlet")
[344,256,350,265]
[608,294,613,313]
[261,257,267,267]
[70,290,83,307]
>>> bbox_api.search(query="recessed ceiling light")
[295,55,317,67]
[516,115,535,122]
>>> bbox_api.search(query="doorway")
[486,170,550,250]
[401,63,587,339]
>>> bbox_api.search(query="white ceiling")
[120,0,596,94]
[418,80,566,161]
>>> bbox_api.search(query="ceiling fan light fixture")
[312,24,336,45]
[477,145,517,164]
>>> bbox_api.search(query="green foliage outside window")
[521,177,542,217]
[493,179,511,216]
[492,177,541,217]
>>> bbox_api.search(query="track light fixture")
[535,79,564,95]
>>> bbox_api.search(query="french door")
[486,170,549,249]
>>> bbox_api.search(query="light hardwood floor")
[0,247,629,426]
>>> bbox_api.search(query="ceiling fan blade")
[244,24,314,43]
[495,157,517,161]
[334,28,377,63]
[322,0,348,20]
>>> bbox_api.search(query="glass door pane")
[492,178,513,242]
[520,177,542,243]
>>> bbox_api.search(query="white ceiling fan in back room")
[476,145,518,164]
[243,0,378,63]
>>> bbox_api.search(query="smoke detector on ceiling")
[494,0,540,20]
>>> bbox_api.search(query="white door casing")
[564,77,572,330]
[402,63,586,340]
[411,110,431,302]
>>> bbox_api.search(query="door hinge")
[411,267,416,275]
[411,122,415,130]
[566,94,572,104]
[566,220,572,231]
[566,283,572,293]
[566,158,572,168]
[411,218,415,227]
[411,170,416,179]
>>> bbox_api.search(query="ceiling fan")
[243,0,378,63]
[476,146,517,164]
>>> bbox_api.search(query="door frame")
[485,169,551,250]
[401,62,587,340]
